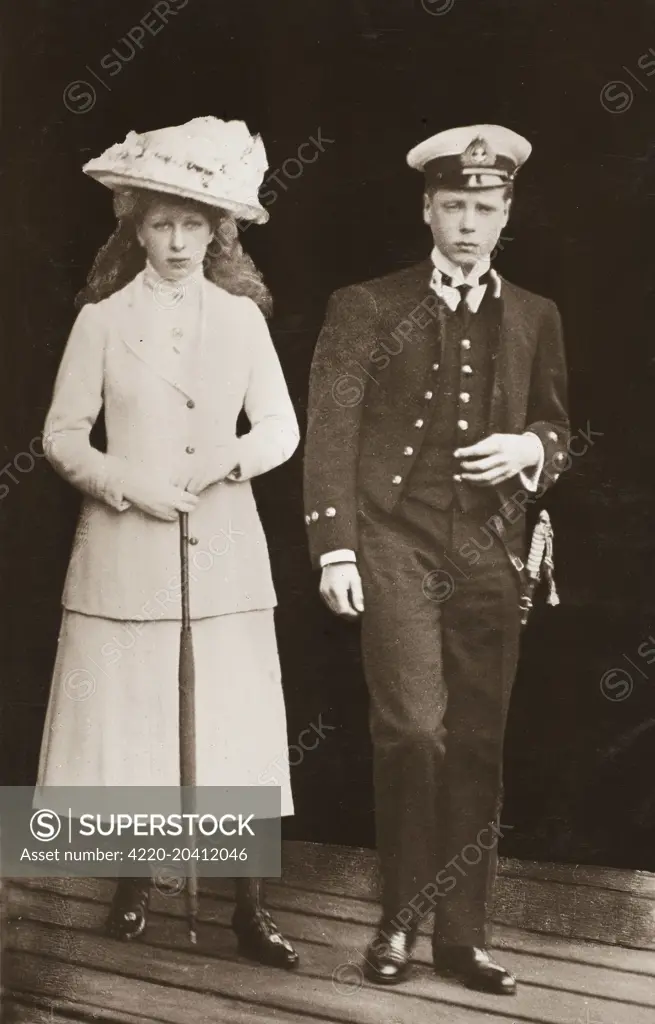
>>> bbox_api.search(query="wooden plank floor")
[3,843,655,1023]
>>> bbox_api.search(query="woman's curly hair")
[76,188,272,316]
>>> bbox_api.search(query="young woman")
[36,118,300,968]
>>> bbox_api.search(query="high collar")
[142,258,205,294]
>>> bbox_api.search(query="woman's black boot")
[106,876,151,941]
[232,878,299,969]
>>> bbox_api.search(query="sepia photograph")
[2,0,655,1021]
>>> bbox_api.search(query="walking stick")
[519,509,560,626]
[179,511,199,943]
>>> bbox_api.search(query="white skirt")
[36,608,294,816]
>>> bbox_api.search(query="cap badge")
[462,137,495,166]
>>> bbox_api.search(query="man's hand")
[319,563,365,619]
[454,433,542,486]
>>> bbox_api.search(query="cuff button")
[325,507,336,517]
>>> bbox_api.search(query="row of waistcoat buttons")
[457,341,472,433]
[392,363,441,485]
[453,340,473,481]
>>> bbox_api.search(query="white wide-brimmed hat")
[83,116,270,224]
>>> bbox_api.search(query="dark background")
[3,0,655,870]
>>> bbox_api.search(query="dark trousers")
[358,496,522,946]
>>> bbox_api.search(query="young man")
[303,125,569,995]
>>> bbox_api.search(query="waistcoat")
[405,285,502,511]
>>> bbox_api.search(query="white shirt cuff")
[519,432,545,492]
[319,549,357,568]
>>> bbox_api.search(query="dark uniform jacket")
[303,259,570,569]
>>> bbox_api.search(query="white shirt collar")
[430,246,491,287]
[429,246,501,312]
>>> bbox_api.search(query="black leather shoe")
[363,922,418,985]
[232,905,299,970]
[433,945,517,995]
[106,878,151,941]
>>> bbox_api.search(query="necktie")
[451,284,472,326]
[440,270,492,318]
[456,283,472,311]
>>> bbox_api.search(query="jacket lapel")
[489,279,535,432]
[384,259,443,382]
[118,272,206,400]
